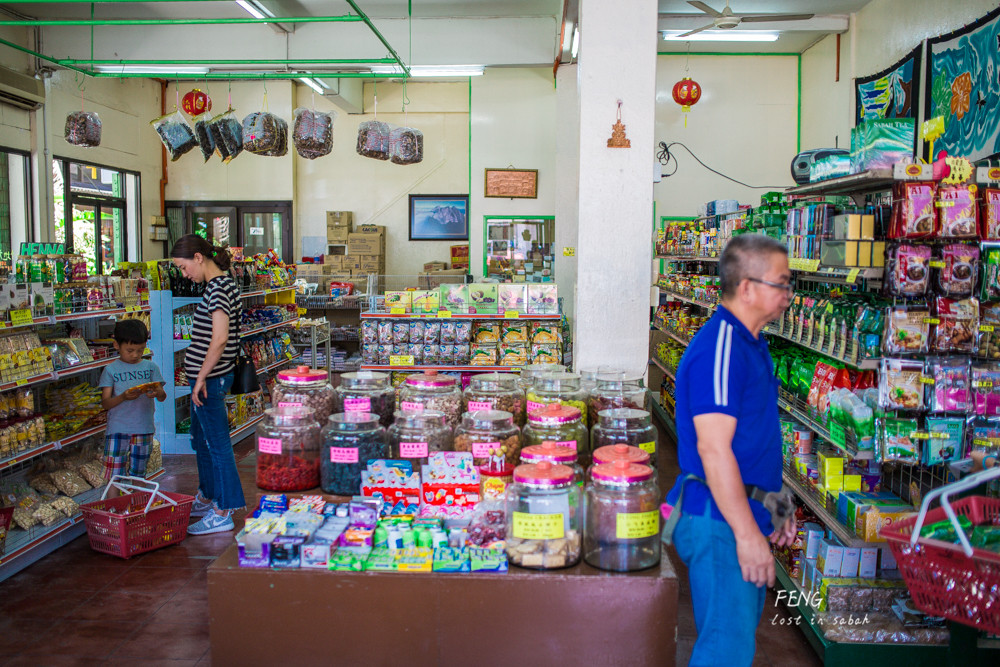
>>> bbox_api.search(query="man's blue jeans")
[189,374,245,511]
[674,508,767,667]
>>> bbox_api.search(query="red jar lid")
[277,365,328,383]
[521,441,576,464]
[592,444,650,466]
[527,403,581,425]
[591,460,654,484]
[513,460,574,486]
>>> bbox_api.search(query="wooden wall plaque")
[484,168,538,199]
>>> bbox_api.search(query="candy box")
[473,322,500,344]
[364,547,398,571]
[236,530,276,568]
[396,546,433,572]
[328,546,370,571]
[385,291,412,312]
[530,323,560,345]
[816,537,844,577]
[498,284,527,312]
[531,345,560,365]
[300,541,333,569]
[468,283,498,314]
[856,505,915,542]
[411,290,440,314]
[270,535,305,569]
[498,345,528,367]
[432,546,470,572]
[469,547,508,573]
[528,284,558,314]
[469,344,497,366]
[440,284,470,313]
[501,322,527,345]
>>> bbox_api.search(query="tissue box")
[859,546,879,578]
[840,547,861,577]
[817,537,845,577]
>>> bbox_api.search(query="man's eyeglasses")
[747,277,794,294]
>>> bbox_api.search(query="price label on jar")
[344,397,371,413]
[400,401,424,412]
[638,441,656,454]
[467,401,492,412]
[616,511,660,539]
[526,400,545,413]
[555,440,578,451]
[277,401,302,408]
[330,447,359,463]
[512,511,565,540]
[472,442,501,458]
[258,437,282,455]
[400,442,429,458]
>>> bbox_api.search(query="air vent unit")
[0,67,44,110]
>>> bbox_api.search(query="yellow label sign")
[616,511,660,539]
[845,268,860,284]
[9,309,32,327]
[389,355,415,366]
[920,376,935,384]
[390,307,406,315]
[563,247,576,257]
[436,310,452,319]
[923,318,940,325]
[975,381,994,389]
[980,325,995,332]
[15,378,26,386]
[512,511,564,540]
[504,310,520,319]
[297,307,307,316]
[638,441,656,454]
[928,260,946,268]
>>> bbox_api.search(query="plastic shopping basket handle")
[102,475,178,515]
[910,466,1000,557]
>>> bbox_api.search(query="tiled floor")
[1,432,821,666]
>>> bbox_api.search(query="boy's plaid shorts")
[103,433,154,481]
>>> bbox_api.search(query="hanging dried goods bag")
[356,120,391,160]
[192,111,216,162]
[390,125,424,165]
[293,108,334,159]
[65,111,102,147]
[242,111,287,156]
[151,110,198,161]
[209,109,243,163]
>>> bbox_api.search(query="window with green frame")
[483,216,555,283]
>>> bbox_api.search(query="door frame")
[165,201,294,264]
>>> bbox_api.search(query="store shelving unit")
[648,355,675,381]
[0,423,108,472]
[360,311,561,320]
[781,467,866,547]
[360,364,526,372]
[646,389,676,440]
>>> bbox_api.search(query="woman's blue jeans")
[189,374,245,511]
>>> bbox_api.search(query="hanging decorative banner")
[607,100,631,148]
[855,46,921,124]
[182,88,212,117]
[926,6,1000,161]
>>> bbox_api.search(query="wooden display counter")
[208,543,678,666]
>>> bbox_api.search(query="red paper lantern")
[671,77,701,112]
[181,89,212,116]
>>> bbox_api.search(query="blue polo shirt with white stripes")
[665,304,783,535]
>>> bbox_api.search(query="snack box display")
[817,537,845,577]
[432,547,471,572]
[528,284,558,314]
[468,283,498,314]
[364,546,398,571]
[270,535,306,569]
[328,545,371,571]
[385,291,412,312]
[440,284,470,313]
[411,290,440,314]
[498,284,527,312]
[396,547,434,572]
[301,541,334,569]
[469,547,509,573]
[236,530,277,568]
[856,505,915,542]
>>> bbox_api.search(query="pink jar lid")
[513,460,574,486]
[527,403,581,425]
[520,441,576,464]
[277,365,328,383]
[591,460,654,484]
[405,370,457,388]
[592,444,650,466]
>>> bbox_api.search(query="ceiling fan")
[677,1,815,38]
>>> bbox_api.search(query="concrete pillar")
[572,0,657,376]
[554,63,580,328]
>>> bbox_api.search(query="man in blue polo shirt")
[666,234,797,667]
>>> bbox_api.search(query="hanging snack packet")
[209,109,243,163]
[932,297,978,354]
[151,110,198,161]
[977,303,1000,360]
[292,108,334,160]
[890,181,937,239]
[242,112,286,156]
[935,243,978,297]
[882,417,920,463]
[924,417,965,466]
[982,188,1000,240]
[882,305,930,355]
[972,364,1000,416]
[64,111,102,147]
[192,111,215,162]
[925,357,971,413]
[879,358,924,411]
[389,126,424,165]
[887,243,931,297]
[357,120,391,160]
[937,184,978,239]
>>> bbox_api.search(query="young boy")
[98,319,167,481]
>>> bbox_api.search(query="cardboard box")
[498,284,527,312]
[803,522,825,560]
[411,290,440,314]
[326,211,353,228]
[424,261,448,272]
[441,284,471,313]
[840,547,861,577]
[857,506,914,542]
[451,244,470,270]
[385,291,412,312]
[323,255,343,271]
[859,546,879,578]
[880,545,897,571]
[348,226,386,256]
[817,538,845,577]
[528,284,558,314]
[355,255,385,274]
[328,226,350,244]
[872,241,886,267]
[856,241,872,268]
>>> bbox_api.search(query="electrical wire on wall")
[656,141,788,189]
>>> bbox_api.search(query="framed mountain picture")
[408,195,470,241]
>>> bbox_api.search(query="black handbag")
[231,348,260,395]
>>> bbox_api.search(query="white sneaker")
[187,511,234,535]
[190,494,214,517]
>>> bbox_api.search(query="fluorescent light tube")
[661,30,779,42]
[235,0,270,19]
[371,65,484,77]
[570,27,580,59]
[298,77,325,94]
[94,65,210,74]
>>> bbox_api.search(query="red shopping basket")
[79,475,194,559]
[881,467,1000,634]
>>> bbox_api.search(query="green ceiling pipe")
[61,58,398,66]
[0,35,91,75]
[0,1,233,3]
[344,0,409,77]
[88,71,406,80]
[0,15,362,27]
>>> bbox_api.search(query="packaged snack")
[151,110,198,161]
[528,285,558,314]
[982,188,1000,240]
[362,343,377,364]
[389,126,424,165]
[498,345,528,367]
[925,357,971,413]
[454,321,472,344]
[473,323,500,344]
[982,244,1000,302]
[424,322,441,345]
[890,181,936,239]
[468,284,499,314]
[937,184,978,239]
[501,322,528,345]
[441,285,470,313]
[882,418,920,463]
[882,306,930,355]
[392,344,408,357]
[411,290,440,314]
[422,345,438,365]
[935,244,979,297]
[439,322,456,344]
[972,364,1000,416]
[531,345,560,365]
[356,120,391,160]
[887,243,931,297]
[65,110,102,147]
[454,344,471,365]
[924,417,965,465]
[378,321,393,345]
[392,322,409,344]
[192,111,215,162]
[243,111,288,156]
[377,344,392,365]
[407,343,423,361]
[362,320,378,344]
[932,297,978,353]
[209,109,243,163]
[530,323,561,345]
[980,304,1000,359]
[385,291,412,313]
[438,344,454,365]
[879,358,925,411]
[292,108,334,160]
[409,321,425,344]
[498,285,527,312]
[470,344,497,366]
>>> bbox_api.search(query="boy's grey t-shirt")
[98,359,164,435]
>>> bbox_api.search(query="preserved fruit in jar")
[584,460,660,572]
[505,461,581,569]
[321,412,387,495]
[272,366,336,422]
[255,406,321,491]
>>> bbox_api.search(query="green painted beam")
[88,71,407,80]
[343,0,409,77]
[0,36,90,75]
[0,15,362,26]
[60,58,398,66]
